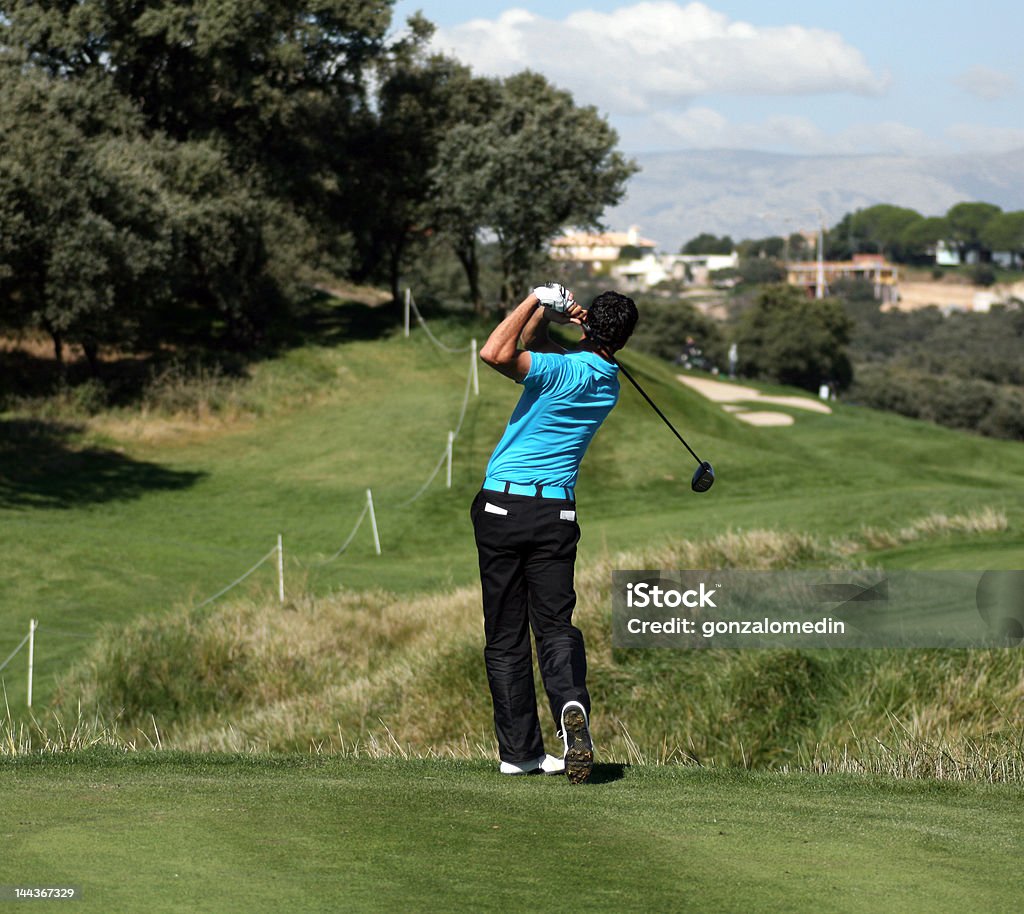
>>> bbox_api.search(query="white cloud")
[953,66,1017,101]
[431,2,888,116]
[945,123,1024,154]
[652,108,934,155]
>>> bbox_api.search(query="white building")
[610,252,740,291]
[934,240,1020,269]
[611,254,671,289]
[935,240,961,267]
[677,252,739,285]
[549,225,657,268]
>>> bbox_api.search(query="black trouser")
[470,489,591,763]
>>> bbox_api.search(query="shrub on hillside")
[849,365,1024,440]
[970,264,997,287]
[838,295,1023,387]
[739,257,787,285]
[735,284,853,392]
[629,298,726,368]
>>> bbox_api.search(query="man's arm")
[523,298,588,353]
[521,306,569,355]
[478,294,540,381]
[480,288,587,381]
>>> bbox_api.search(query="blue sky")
[390,1,1023,155]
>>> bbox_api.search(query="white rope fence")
[0,629,31,676]
[321,310,481,553]
[0,620,36,706]
[392,351,476,508]
[192,536,286,612]
[393,447,448,509]
[316,489,382,565]
[404,289,473,354]
[33,627,93,640]
[1,536,288,709]
[2,288,489,706]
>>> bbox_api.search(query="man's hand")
[542,303,587,326]
[532,282,574,313]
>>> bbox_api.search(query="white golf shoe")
[499,753,565,776]
[538,753,565,775]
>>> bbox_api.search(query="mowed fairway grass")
[3,751,1022,914]
[2,304,1022,709]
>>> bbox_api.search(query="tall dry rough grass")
[32,508,1023,781]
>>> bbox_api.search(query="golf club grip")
[611,356,703,465]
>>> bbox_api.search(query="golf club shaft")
[608,354,704,466]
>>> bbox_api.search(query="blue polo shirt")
[485,350,620,487]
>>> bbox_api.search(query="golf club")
[584,321,715,492]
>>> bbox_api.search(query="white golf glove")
[532,282,573,313]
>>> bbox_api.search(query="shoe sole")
[562,707,593,785]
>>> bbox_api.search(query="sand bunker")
[734,411,794,427]
[677,376,832,414]
[678,375,831,427]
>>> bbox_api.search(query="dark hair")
[587,291,638,352]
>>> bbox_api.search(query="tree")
[824,205,922,262]
[629,299,725,367]
[735,285,853,392]
[946,202,1002,261]
[824,213,855,260]
[618,245,647,261]
[349,29,499,307]
[981,211,1024,261]
[787,233,811,261]
[0,67,169,367]
[426,76,503,310]
[738,236,785,260]
[901,216,950,264]
[431,71,637,306]
[0,62,302,366]
[1,0,396,260]
[145,138,298,351]
[851,205,922,260]
[739,258,787,285]
[682,233,734,255]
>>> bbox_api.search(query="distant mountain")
[606,148,1024,251]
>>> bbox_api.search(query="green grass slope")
[2,303,1022,713]
[4,752,1022,914]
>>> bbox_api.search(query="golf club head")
[691,461,715,493]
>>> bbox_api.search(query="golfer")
[471,283,638,783]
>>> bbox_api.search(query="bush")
[978,388,1024,440]
[735,285,853,391]
[140,360,253,418]
[970,264,997,287]
[840,301,1023,386]
[709,267,740,287]
[849,365,1024,440]
[739,258,787,285]
[64,378,109,416]
[629,298,725,368]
